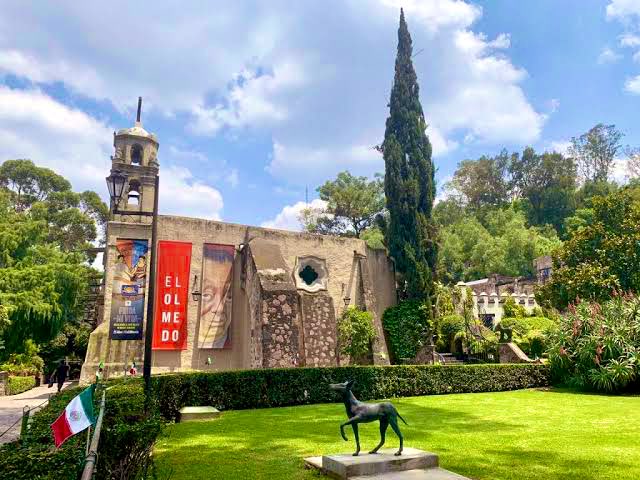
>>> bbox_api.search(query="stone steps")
[304,448,470,480]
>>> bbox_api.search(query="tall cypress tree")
[382,9,437,301]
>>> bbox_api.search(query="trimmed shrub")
[7,375,36,395]
[0,379,163,480]
[337,306,377,363]
[382,300,429,362]
[437,314,465,352]
[151,364,550,421]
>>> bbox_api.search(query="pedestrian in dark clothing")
[53,360,68,393]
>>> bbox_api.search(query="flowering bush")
[548,294,640,392]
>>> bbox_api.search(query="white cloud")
[0,0,544,190]
[159,166,223,220]
[380,0,482,32]
[0,85,112,195]
[261,198,327,231]
[548,140,571,156]
[607,0,640,23]
[625,74,640,93]
[598,47,623,64]
[612,157,630,183]
[188,61,305,135]
[620,33,640,47]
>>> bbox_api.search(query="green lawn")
[154,388,640,480]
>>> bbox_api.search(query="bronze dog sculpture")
[330,380,407,456]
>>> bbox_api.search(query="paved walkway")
[0,381,74,444]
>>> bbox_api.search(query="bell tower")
[109,97,159,223]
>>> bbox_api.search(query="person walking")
[53,359,69,393]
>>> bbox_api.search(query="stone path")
[0,381,73,444]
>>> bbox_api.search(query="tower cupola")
[109,97,159,221]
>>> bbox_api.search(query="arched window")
[131,144,143,165]
[127,180,141,206]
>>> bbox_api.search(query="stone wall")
[300,293,337,367]
[261,292,300,368]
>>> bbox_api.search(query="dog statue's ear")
[346,379,355,389]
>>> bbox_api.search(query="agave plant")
[549,294,640,392]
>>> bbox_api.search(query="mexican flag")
[50,386,95,448]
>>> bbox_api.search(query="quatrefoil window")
[299,265,319,285]
[294,256,328,293]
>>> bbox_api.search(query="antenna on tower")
[136,97,142,123]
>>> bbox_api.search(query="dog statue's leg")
[351,423,360,456]
[369,418,388,454]
[340,415,360,442]
[389,416,403,456]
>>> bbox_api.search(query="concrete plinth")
[178,406,220,422]
[304,448,470,480]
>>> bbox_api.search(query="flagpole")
[85,425,91,456]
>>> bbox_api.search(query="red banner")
[152,241,192,350]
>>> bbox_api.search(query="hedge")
[7,376,36,395]
[151,364,550,421]
[0,380,163,480]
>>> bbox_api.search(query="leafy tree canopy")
[568,124,623,183]
[538,188,640,309]
[437,207,560,284]
[300,171,384,239]
[0,159,106,356]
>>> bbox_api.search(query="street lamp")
[105,170,127,207]
[105,169,160,410]
[191,274,201,301]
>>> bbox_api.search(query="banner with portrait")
[109,239,148,340]
[152,241,192,350]
[198,243,234,349]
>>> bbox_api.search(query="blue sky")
[0,0,639,229]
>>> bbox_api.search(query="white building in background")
[457,256,552,327]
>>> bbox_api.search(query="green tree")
[380,9,437,300]
[0,160,105,355]
[447,151,512,212]
[538,190,640,309]
[0,159,71,211]
[509,148,577,235]
[437,208,560,283]
[301,171,384,238]
[568,124,623,183]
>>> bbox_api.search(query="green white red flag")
[50,386,95,448]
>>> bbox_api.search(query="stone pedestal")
[178,406,220,422]
[304,448,470,479]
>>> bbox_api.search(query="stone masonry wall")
[300,293,337,367]
[261,292,300,368]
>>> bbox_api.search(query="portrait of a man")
[198,244,235,349]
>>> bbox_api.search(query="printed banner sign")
[152,241,192,350]
[198,244,235,349]
[109,239,148,340]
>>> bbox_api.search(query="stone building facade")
[457,263,549,327]
[80,115,395,383]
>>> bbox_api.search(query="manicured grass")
[154,388,640,480]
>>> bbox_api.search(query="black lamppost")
[105,169,159,408]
